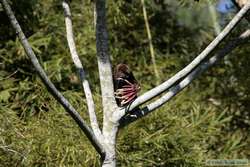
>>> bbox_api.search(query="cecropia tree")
[1,0,250,166]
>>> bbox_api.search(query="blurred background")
[0,0,249,166]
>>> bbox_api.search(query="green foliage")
[0,103,100,167]
[117,103,234,166]
[0,0,249,166]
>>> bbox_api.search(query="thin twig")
[1,0,105,157]
[0,69,18,81]
[120,29,250,126]
[62,0,103,142]
[141,0,160,82]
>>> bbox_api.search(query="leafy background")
[0,0,249,166]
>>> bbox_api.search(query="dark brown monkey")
[113,64,140,107]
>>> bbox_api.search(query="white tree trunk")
[102,121,118,167]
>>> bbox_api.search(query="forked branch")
[127,2,250,112]
[120,29,250,126]
[1,0,105,157]
[62,0,103,142]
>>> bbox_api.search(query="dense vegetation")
[0,0,249,166]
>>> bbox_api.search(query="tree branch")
[1,0,105,157]
[62,0,104,142]
[95,0,117,124]
[120,29,250,126]
[126,2,250,112]
[96,0,117,110]
[95,0,119,165]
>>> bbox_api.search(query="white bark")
[1,0,105,157]
[95,0,119,166]
[3,0,250,166]
[235,0,248,8]
[123,2,250,114]
[119,29,250,126]
[62,0,104,142]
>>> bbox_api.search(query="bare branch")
[1,0,105,157]
[95,0,117,109]
[62,0,104,142]
[120,29,250,126]
[127,2,250,112]
[141,0,160,82]
[95,0,117,122]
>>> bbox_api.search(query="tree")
[1,0,250,166]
